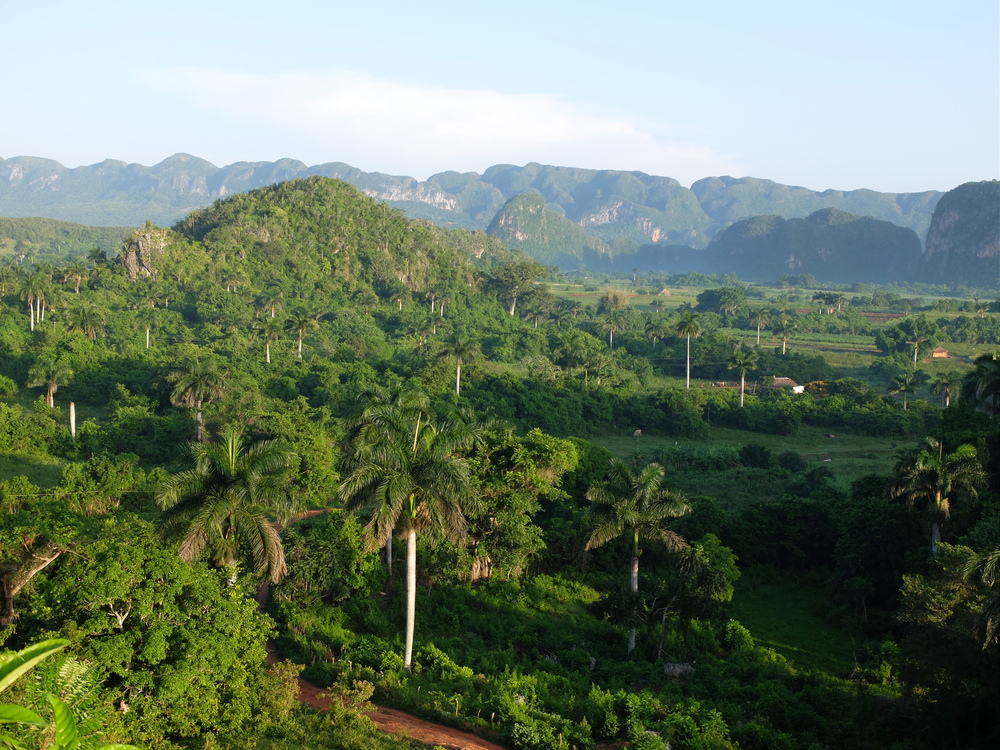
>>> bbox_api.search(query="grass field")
[0,453,65,489]
[729,568,859,676]
[594,425,914,490]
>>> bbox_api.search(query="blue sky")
[1,0,996,193]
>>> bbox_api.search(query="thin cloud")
[138,67,742,181]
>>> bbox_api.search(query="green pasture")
[730,568,858,676]
[0,453,64,489]
[594,424,914,490]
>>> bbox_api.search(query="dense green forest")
[0,177,997,749]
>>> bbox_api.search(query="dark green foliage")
[0,217,131,265]
[706,210,923,284]
[20,517,300,747]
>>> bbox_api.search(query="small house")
[932,347,949,359]
[771,377,805,393]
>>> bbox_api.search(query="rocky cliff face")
[119,224,170,280]
[921,181,999,287]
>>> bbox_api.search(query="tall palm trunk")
[196,399,205,442]
[685,336,692,389]
[629,554,639,655]
[405,526,417,671]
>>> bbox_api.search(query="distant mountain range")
[0,154,995,287]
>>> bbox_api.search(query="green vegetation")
[0,176,996,749]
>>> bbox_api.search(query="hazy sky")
[1,0,996,193]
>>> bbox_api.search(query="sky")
[1,0,997,193]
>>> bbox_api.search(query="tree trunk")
[385,536,393,581]
[628,551,639,655]
[686,337,691,389]
[145,327,150,349]
[456,361,461,395]
[509,297,517,316]
[404,527,417,671]
[930,521,941,555]
[740,375,746,407]
[196,400,205,442]
[0,542,63,626]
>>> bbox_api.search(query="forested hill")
[0,154,941,246]
[702,209,924,284]
[0,217,131,264]
[921,180,1000,286]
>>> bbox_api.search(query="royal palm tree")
[585,460,690,654]
[645,317,670,352]
[523,308,546,329]
[286,307,320,359]
[674,313,701,389]
[749,309,770,346]
[156,426,297,583]
[728,345,760,407]
[20,271,49,331]
[26,355,73,408]
[258,288,284,319]
[0,264,15,295]
[965,351,1000,416]
[340,410,476,670]
[65,301,104,341]
[889,372,917,411]
[255,317,284,364]
[893,438,985,554]
[964,546,1000,651]
[169,357,226,441]
[134,305,159,349]
[772,316,797,355]
[931,371,961,408]
[63,259,89,294]
[603,310,625,350]
[437,332,480,395]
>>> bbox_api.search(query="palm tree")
[255,317,284,364]
[749,309,770,346]
[26,355,73,408]
[63,259,89,294]
[258,288,284,318]
[0,264,15,295]
[134,305,159,349]
[772,316,797,355]
[585,460,690,654]
[169,357,226,441]
[340,410,476,670]
[286,307,320,359]
[931,370,961,408]
[156,426,297,583]
[674,313,701,389]
[964,546,1000,651]
[893,438,986,554]
[965,351,1000,416]
[603,310,625,350]
[65,301,104,341]
[728,345,760,407]
[645,317,670,352]
[523,308,546,329]
[437,332,480,395]
[889,372,917,411]
[20,271,49,331]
